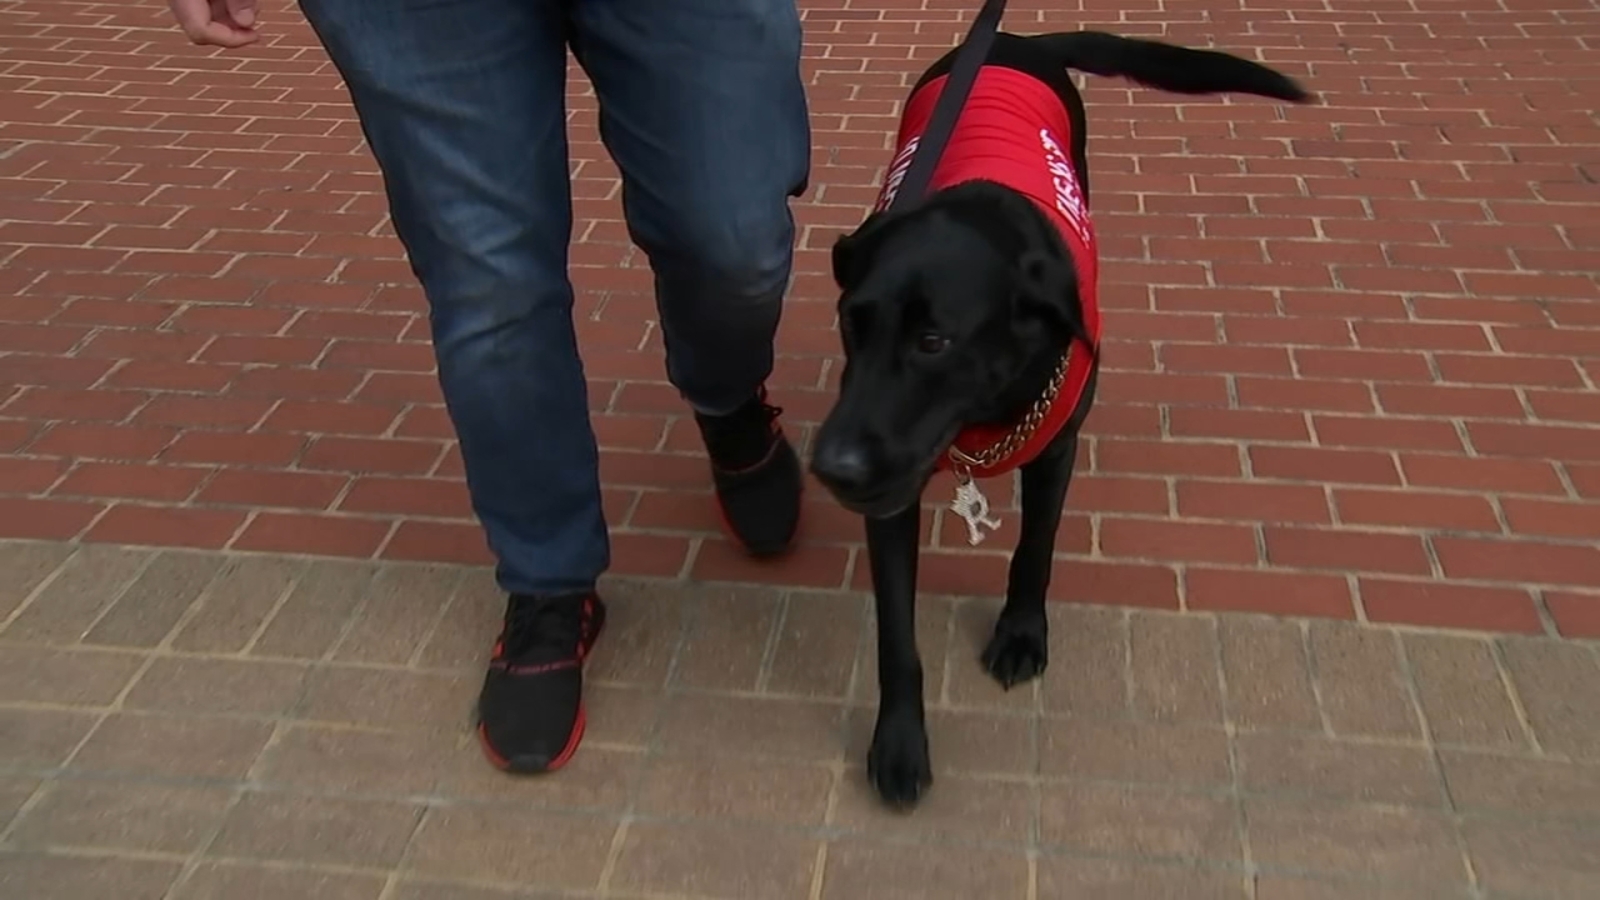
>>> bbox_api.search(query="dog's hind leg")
[983,432,1080,688]
[863,504,933,808]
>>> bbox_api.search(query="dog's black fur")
[811,31,1312,809]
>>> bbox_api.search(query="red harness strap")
[875,67,1102,480]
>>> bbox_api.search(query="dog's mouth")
[832,483,920,519]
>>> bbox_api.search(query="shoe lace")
[751,400,784,434]
[500,594,585,662]
[701,389,784,469]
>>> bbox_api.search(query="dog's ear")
[1014,249,1092,349]
[830,230,863,291]
[831,212,890,291]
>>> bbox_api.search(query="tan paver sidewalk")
[2,540,1597,898]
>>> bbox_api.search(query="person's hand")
[168,0,261,48]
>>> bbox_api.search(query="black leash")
[885,0,1008,212]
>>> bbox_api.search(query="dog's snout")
[810,441,875,493]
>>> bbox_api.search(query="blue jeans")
[298,0,811,595]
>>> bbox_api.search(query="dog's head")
[810,182,1088,518]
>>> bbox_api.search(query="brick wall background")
[0,0,1597,635]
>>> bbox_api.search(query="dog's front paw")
[866,709,932,810]
[981,613,1049,688]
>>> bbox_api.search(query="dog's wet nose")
[811,442,874,493]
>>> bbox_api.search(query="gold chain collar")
[946,348,1071,477]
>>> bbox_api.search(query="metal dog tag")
[951,477,1002,546]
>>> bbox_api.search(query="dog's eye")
[917,332,950,354]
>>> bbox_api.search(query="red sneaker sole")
[476,703,587,775]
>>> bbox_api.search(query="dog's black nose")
[811,442,874,493]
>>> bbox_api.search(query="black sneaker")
[694,386,802,557]
[476,592,606,774]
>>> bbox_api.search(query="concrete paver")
[0,541,1595,897]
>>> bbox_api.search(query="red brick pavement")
[1,1,1597,636]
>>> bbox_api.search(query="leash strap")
[886,0,1008,212]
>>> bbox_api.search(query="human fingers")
[221,0,258,29]
[167,0,259,48]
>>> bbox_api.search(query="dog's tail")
[1033,31,1312,103]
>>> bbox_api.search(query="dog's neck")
[970,337,1066,427]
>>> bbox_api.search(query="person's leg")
[298,0,607,772]
[569,0,812,555]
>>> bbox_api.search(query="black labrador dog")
[811,31,1312,808]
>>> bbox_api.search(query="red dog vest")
[874,67,1101,480]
